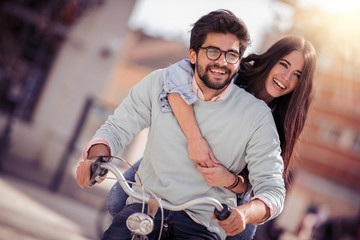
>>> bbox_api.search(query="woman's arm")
[160,59,198,113]
[168,93,219,167]
[164,60,248,192]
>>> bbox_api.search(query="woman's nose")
[282,70,292,80]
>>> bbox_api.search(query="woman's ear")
[189,49,197,64]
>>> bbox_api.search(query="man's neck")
[194,77,228,101]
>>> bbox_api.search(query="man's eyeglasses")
[198,46,240,64]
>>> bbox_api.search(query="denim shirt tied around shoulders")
[160,59,198,112]
[160,59,243,112]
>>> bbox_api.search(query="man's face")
[189,32,241,96]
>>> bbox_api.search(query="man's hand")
[216,207,247,236]
[188,137,219,167]
[76,143,110,188]
[197,164,233,187]
[215,200,271,236]
[76,159,95,188]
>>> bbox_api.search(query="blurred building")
[0,0,188,194]
[0,0,133,183]
[262,1,360,239]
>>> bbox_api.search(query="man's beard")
[196,63,235,90]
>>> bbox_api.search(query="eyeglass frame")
[197,46,241,64]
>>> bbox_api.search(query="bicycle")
[89,156,232,240]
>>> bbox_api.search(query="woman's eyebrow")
[280,58,291,66]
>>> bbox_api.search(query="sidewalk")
[0,173,100,240]
[0,152,116,240]
[0,132,146,240]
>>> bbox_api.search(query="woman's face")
[264,50,305,100]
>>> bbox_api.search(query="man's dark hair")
[190,9,250,57]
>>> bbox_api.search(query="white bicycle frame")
[89,156,231,239]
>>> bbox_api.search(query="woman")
[107,36,317,239]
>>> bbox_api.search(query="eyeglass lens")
[205,47,239,64]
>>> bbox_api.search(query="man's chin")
[205,83,229,90]
[208,78,231,90]
[199,72,233,90]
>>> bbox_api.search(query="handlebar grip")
[214,203,232,221]
[88,156,109,186]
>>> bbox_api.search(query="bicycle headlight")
[126,213,154,235]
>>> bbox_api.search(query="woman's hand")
[197,164,234,187]
[197,164,249,193]
[167,94,219,167]
[188,137,219,167]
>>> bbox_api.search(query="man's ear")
[189,49,197,64]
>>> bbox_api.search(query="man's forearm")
[240,199,271,225]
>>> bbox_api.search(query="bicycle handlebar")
[89,156,232,220]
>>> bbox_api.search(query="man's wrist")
[87,143,111,159]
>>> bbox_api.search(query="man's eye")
[208,49,219,54]
[228,53,239,58]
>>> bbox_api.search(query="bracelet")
[238,171,250,195]
[225,173,240,190]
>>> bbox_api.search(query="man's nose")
[215,52,227,65]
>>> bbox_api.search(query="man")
[77,10,285,240]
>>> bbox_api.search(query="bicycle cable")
[100,156,165,239]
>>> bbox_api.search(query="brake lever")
[89,156,109,186]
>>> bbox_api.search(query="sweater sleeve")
[92,70,158,156]
[245,107,286,222]
[159,59,198,112]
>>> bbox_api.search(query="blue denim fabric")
[106,159,142,217]
[103,203,220,240]
[160,59,198,112]
[159,59,241,113]
[107,160,257,239]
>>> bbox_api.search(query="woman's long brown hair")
[235,36,317,184]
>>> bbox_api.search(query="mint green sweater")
[94,69,285,239]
